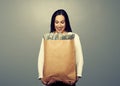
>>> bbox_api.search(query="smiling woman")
[38,9,84,86]
[54,15,66,33]
[50,9,72,33]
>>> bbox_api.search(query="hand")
[47,79,56,85]
[76,76,81,83]
[77,77,79,81]
[41,78,47,85]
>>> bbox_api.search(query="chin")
[58,31,64,33]
[58,31,62,33]
[57,30,64,33]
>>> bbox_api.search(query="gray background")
[0,0,120,86]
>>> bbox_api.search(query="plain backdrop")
[0,0,120,86]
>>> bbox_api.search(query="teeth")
[58,28,62,30]
[58,29,62,31]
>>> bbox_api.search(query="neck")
[54,31,67,34]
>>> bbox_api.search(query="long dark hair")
[50,9,72,32]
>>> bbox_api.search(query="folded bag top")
[42,33,76,85]
[43,32,75,40]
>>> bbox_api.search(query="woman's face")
[54,15,66,33]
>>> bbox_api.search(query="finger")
[47,79,56,85]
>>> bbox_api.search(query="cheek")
[54,24,58,28]
[62,24,66,29]
[63,24,66,27]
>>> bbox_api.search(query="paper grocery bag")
[42,40,76,85]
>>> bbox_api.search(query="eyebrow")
[55,20,65,22]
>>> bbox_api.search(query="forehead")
[55,15,65,21]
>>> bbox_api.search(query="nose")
[58,23,62,27]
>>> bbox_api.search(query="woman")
[38,9,84,86]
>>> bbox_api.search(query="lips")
[58,28,62,31]
[57,27,63,30]
[55,26,65,33]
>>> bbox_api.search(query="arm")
[74,34,84,78]
[38,38,44,79]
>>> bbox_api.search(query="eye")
[61,20,65,24]
[55,21,59,24]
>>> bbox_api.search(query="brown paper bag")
[42,40,76,85]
